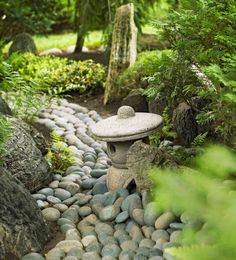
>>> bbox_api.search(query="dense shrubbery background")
[8,53,105,95]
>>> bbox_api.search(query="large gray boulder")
[8,32,37,56]
[2,118,52,192]
[0,167,50,259]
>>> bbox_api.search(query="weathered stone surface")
[8,33,37,56]
[172,102,199,147]
[3,118,52,192]
[122,89,148,112]
[104,3,137,104]
[0,168,49,259]
[39,48,63,57]
[0,97,12,115]
[126,141,158,191]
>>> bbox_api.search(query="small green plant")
[46,131,76,174]
[151,145,236,260]
[191,132,208,148]
[118,50,171,98]
[8,53,105,96]
[149,108,177,146]
[0,116,12,159]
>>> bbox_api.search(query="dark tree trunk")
[74,32,85,53]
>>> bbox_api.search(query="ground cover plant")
[8,53,106,96]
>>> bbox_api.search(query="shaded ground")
[67,92,121,118]
[61,50,109,66]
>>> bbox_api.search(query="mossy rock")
[8,33,37,56]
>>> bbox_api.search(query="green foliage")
[118,50,171,97]
[46,131,76,174]
[0,52,50,120]
[74,0,157,51]
[0,116,12,158]
[151,145,236,260]
[0,0,62,43]
[149,108,177,146]
[8,53,105,95]
[191,132,208,148]
[146,0,236,145]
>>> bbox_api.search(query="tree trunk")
[104,3,137,104]
[74,32,85,53]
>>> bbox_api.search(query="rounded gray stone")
[81,178,97,189]
[54,188,71,200]
[119,250,135,260]
[61,208,79,223]
[120,240,138,251]
[139,238,155,248]
[101,244,121,257]
[115,211,129,223]
[82,252,101,260]
[63,197,77,206]
[49,180,59,189]
[142,226,155,239]
[98,233,118,246]
[32,194,46,201]
[42,207,60,222]
[152,230,170,242]
[47,195,62,204]
[38,187,54,196]
[57,217,75,226]
[63,256,78,260]
[22,253,45,260]
[78,206,92,217]
[144,202,160,226]
[91,169,107,178]
[55,240,83,252]
[103,191,118,206]
[60,223,75,233]
[58,182,80,195]
[54,203,69,212]
[67,247,85,258]
[155,211,176,229]
[92,181,108,195]
[132,208,144,225]
[99,205,120,221]
[65,228,81,241]
[95,222,114,236]
[85,241,102,254]
[45,248,65,260]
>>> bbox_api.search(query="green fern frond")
[191,132,208,147]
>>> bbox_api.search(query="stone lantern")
[91,106,163,190]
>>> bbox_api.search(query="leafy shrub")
[117,50,170,97]
[0,57,51,121]
[46,131,75,175]
[151,145,236,260]
[145,0,236,145]
[8,53,106,95]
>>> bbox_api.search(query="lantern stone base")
[106,166,133,191]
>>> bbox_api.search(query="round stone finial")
[117,106,135,119]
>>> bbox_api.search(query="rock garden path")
[22,99,183,260]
